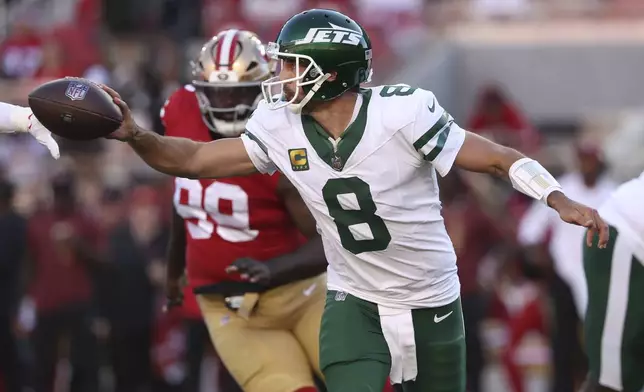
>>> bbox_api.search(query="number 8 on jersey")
[323,177,391,255]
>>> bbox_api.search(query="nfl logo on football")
[65,81,90,101]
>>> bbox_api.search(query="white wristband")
[0,102,30,133]
[11,106,31,133]
[509,157,563,205]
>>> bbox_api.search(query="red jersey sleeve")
[260,171,281,191]
[160,88,182,136]
[161,85,214,143]
[161,85,200,137]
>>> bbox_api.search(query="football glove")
[226,258,271,286]
[27,112,60,159]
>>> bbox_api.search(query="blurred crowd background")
[1,0,644,391]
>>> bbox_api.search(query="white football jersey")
[241,85,466,308]
[599,171,644,260]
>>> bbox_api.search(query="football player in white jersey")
[581,171,644,392]
[0,101,59,158]
[100,9,609,392]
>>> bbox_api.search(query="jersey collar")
[300,88,372,171]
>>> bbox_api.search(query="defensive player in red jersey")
[161,30,328,392]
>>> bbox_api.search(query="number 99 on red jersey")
[174,174,305,287]
[163,85,305,288]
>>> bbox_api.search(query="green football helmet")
[261,9,373,113]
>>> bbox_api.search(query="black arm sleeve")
[166,206,187,280]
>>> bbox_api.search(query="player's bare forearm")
[454,131,609,247]
[454,132,569,206]
[166,206,187,280]
[163,206,187,309]
[454,132,565,205]
[127,128,257,178]
[103,84,257,178]
[265,237,327,287]
[454,131,526,178]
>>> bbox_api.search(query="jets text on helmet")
[296,23,362,46]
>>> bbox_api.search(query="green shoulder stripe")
[423,126,452,162]
[412,112,451,151]
[244,130,269,156]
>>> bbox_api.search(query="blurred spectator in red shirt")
[0,22,43,79]
[202,0,250,37]
[468,85,540,153]
[26,173,101,392]
[33,39,75,80]
[75,0,101,34]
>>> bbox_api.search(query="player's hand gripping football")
[547,191,610,248]
[99,84,139,141]
[27,112,60,159]
[226,258,271,285]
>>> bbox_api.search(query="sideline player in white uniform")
[98,9,609,392]
[0,101,59,158]
[581,172,644,392]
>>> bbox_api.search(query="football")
[28,77,123,140]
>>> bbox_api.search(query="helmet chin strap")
[288,73,331,114]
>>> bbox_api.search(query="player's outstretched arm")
[454,131,609,248]
[101,85,257,179]
[0,102,60,158]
